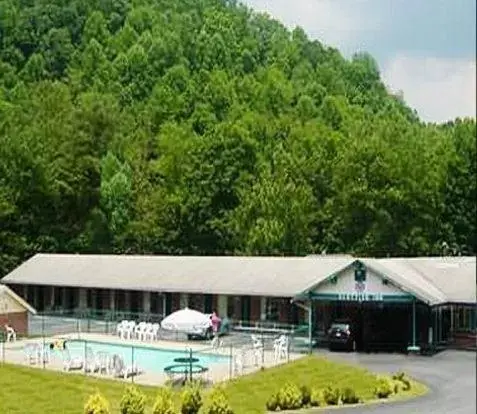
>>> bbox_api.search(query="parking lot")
[322,349,476,414]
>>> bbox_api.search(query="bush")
[84,392,110,414]
[322,386,341,405]
[152,387,176,414]
[299,385,311,406]
[374,377,394,399]
[277,383,302,410]
[309,389,323,407]
[265,393,279,412]
[180,382,203,414]
[392,371,411,391]
[341,387,360,404]
[120,386,146,414]
[203,387,234,414]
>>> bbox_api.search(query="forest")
[0,0,475,277]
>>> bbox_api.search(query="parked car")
[327,320,356,352]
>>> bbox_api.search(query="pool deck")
[0,332,304,386]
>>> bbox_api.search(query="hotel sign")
[337,292,383,302]
[337,281,383,302]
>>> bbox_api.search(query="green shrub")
[322,386,341,405]
[265,393,279,412]
[299,385,311,406]
[277,383,302,410]
[84,391,110,414]
[309,389,323,407]
[341,387,360,404]
[120,386,146,414]
[180,382,202,414]
[374,377,394,399]
[392,371,411,391]
[152,387,176,414]
[203,387,234,414]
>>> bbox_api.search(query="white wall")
[315,266,406,296]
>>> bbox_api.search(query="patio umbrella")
[160,307,211,333]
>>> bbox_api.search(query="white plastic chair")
[111,354,140,379]
[273,335,289,362]
[117,320,128,338]
[135,322,147,341]
[123,321,135,340]
[251,335,263,366]
[24,343,38,364]
[143,323,155,341]
[151,323,160,340]
[233,348,245,375]
[5,325,16,342]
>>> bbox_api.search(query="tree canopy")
[0,0,475,276]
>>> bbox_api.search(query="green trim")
[305,292,415,303]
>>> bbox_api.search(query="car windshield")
[331,323,349,330]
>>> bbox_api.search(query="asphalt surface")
[319,349,476,414]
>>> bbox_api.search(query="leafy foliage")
[203,387,234,414]
[84,391,110,414]
[0,0,475,277]
[180,382,202,414]
[152,387,176,414]
[120,386,146,414]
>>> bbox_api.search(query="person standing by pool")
[210,311,221,337]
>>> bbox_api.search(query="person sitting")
[4,324,16,342]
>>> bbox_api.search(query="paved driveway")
[318,349,476,414]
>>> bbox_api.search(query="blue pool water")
[62,340,229,374]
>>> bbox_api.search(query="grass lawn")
[0,356,427,413]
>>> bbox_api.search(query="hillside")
[0,0,475,276]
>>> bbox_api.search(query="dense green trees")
[0,0,475,276]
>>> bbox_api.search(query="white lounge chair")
[84,346,100,373]
[36,344,50,365]
[95,351,111,375]
[111,354,140,379]
[62,349,84,371]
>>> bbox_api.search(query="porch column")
[180,293,189,309]
[143,291,151,313]
[79,288,87,309]
[23,286,28,300]
[308,297,313,355]
[260,297,267,320]
[124,291,131,311]
[408,299,419,352]
[109,290,116,311]
[450,305,454,339]
[34,286,40,309]
[217,295,228,318]
[49,287,55,309]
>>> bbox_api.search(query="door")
[241,296,251,322]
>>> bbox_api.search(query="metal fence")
[1,311,314,386]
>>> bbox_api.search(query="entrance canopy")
[294,259,448,306]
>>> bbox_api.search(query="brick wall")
[0,312,28,336]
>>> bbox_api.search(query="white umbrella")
[160,307,211,334]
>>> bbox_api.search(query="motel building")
[1,253,476,352]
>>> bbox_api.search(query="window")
[265,298,280,321]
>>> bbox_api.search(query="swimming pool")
[62,340,230,374]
